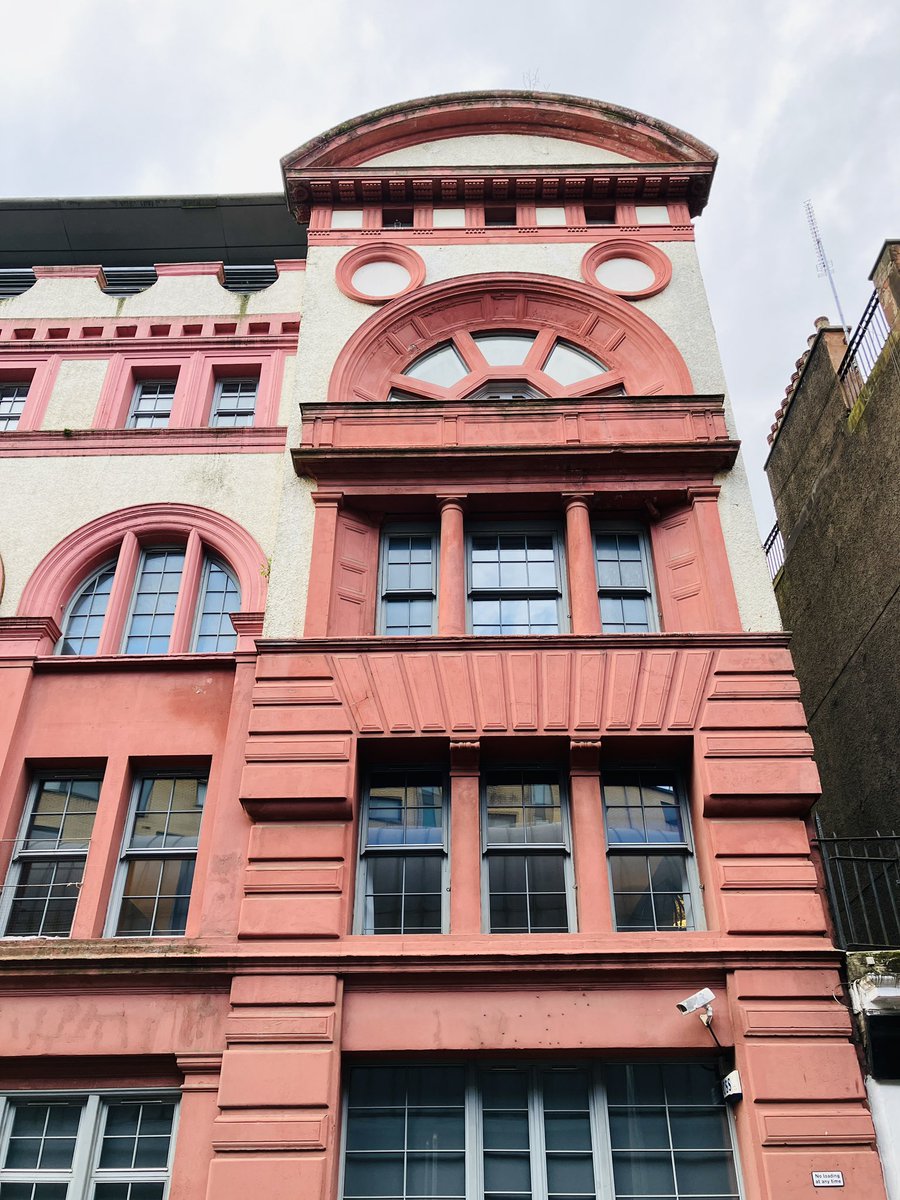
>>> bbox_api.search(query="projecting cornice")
[285,163,715,222]
[282,90,717,221]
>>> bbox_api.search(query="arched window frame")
[389,327,624,404]
[19,504,267,656]
[327,273,694,405]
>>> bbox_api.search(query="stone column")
[438,496,467,636]
[564,494,602,634]
[449,740,481,934]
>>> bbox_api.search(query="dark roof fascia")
[0,192,307,268]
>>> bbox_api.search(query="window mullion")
[466,1067,482,1200]
[96,531,141,655]
[70,1093,98,1199]
[591,1065,615,1200]
[530,1067,549,1200]
[169,528,203,653]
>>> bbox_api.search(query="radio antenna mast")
[804,200,849,332]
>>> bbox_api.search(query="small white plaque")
[812,1171,844,1187]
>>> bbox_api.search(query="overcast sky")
[2,0,897,532]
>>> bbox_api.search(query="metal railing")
[838,290,894,406]
[763,522,784,579]
[815,816,900,949]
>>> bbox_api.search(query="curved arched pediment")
[328,273,694,404]
[282,90,716,171]
[19,503,268,626]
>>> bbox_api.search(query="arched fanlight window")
[59,540,240,656]
[388,329,625,402]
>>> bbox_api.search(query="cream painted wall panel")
[0,270,304,321]
[263,471,315,639]
[716,462,781,632]
[0,453,283,616]
[363,133,637,167]
[0,278,119,319]
[294,241,725,407]
[40,358,109,431]
[276,354,297,425]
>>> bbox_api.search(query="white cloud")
[1,0,897,532]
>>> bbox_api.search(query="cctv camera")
[676,987,716,1014]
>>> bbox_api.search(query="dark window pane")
[481,1068,529,1109]
[407,1109,465,1150]
[346,1110,406,1151]
[669,1107,731,1150]
[483,1111,530,1149]
[528,891,568,931]
[542,1069,589,1110]
[483,1151,532,1193]
[544,1114,592,1150]
[546,1152,595,1194]
[343,1153,404,1197]
[408,1067,466,1107]
[406,1150,466,1195]
[674,1150,739,1194]
[348,1066,408,1107]
[608,1107,669,1150]
[605,1064,665,1106]
[611,1150,675,1195]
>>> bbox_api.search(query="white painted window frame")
[104,773,207,939]
[0,1090,180,1199]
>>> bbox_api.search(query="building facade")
[765,240,900,1199]
[0,92,888,1199]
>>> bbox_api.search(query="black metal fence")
[763,522,784,579]
[815,816,900,949]
[838,290,896,407]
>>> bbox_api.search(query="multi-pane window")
[378,530,438,636]
[60,545,240,656]
[482,772,573,933]
[357,773,446,934]
[193,559,241,652]
[59,564,117,655]
[107,775,206,937]
[0,1093,177,1199]
[123,549,185,654]
[126,380,176,429]
[1,778,101,938]
[391,331,616,404]
[342,1062,740,1200]
[210,377,258,427]
[602,771,701,932]
[469,529,565,635]
[0,382,30,431]
[595,528,657,633]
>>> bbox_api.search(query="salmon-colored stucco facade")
[0,92,887,1200]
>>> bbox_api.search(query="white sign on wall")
[811,1171,845,1187]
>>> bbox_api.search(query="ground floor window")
[0,1092,178,1198]
[342,1061,739,1200]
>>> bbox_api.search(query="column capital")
[437,493,468,507]
[450,739,480,775]
[687,485,720,504]
[176,1054,223,1094]
[230,611,265,654]
[562,492,593,508]
[570,738,602,774]
[0,616,62,659]
[310,489,344,507]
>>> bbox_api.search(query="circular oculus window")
[581,241,672,299]
[336,244,425,305]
